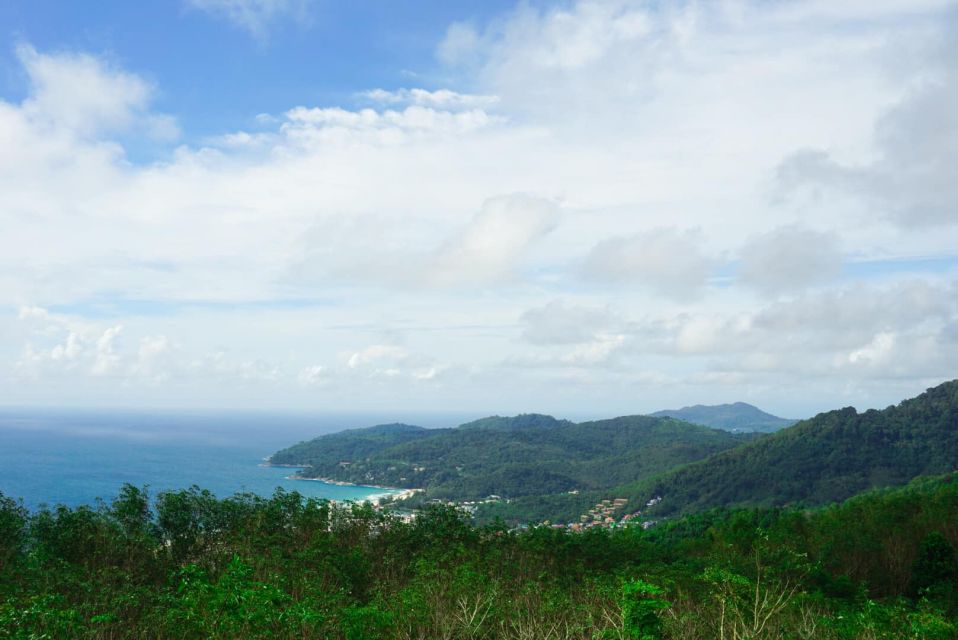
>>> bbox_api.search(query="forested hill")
[270,413,754,500]
[269,422,438,467]
[640,379,958,515]
[650,402,796,432]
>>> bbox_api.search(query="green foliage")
[268,379,958,528]
[341,604,393,640]
[908,600,957,640]
[2,473,958,638]
[270,413,753,522]
[636,379,958,516]
[910,532,958,603]
[620,579,669,640]
[0,493,27,574]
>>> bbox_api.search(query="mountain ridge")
[632,379,958,516]
[270,413,755,501]
[650,402,797,432]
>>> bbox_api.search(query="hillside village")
[384,492,663,531]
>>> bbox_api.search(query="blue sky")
[0,0,518,141]
[1,0,956,417]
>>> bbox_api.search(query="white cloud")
[283,104,500,137]
[688,280,958,383]
[50,332,83,361]
[506,333,629,371]
[520,300,618,345]
[15,44,175,139]
[440,1,653,76]
[775,25,958,226]
[2,1,957,414]
[436,22,482,66]
[10,307,285,388]
[347,344,408,369]
[582,228,713,300]
[361,88,500,110]
[132,335,175,381]
[91,326,123,377]
[738,226,843,294]
[847,331,896,366]
[428,194,559,287]
[298,364,329,386]
[290,194,559,290]
[185,0,311,38]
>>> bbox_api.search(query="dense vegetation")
[650,402,797,433]
[477,380,958,524]
[635,379,958,517]
[270,414,753,501]
[2,474,957,639]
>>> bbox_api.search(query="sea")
[0,408,473,510]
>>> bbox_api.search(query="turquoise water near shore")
[0,409,469,510]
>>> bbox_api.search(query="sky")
[1,0,956,418]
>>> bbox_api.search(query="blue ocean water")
[0,409,472,510]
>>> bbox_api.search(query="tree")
[910,531,958,601]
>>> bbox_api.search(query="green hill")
[638,379,958,515]
[268,422,436,469]
[270,413,754,500]
[650,402,796,432]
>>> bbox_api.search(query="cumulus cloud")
[2,2,957,412]
[11,306,285,387]
[298,364,329,386]
[428,194,560,287]
[738,226,842,294]
[507,279,958,387]
[439,1,653,75]
[91,325,124,376]
[347,344,408,370]
[290,194,559,289]
[15,44,176,139]
[281,104,502,143]
[582,228,713,300]
[776,26,958,226]
[361,88,500,110]
[846,331,896,366]
[132,335,175,381]
[50,331,83,361]
[295,343,445,388]
[685,279,958,382]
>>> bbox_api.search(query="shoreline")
[263,459,421,505]
[285,473,422,505]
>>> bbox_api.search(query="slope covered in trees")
[269,422,435,469]
[651,402,797,432]
[638,379,958,516]
[270,414,754,500]
[2,474,957,638]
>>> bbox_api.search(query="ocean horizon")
[0,408,474,510]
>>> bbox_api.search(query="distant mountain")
[270,414,754,500]
[458,413,574,432]
[650,402,796,432]
[637,379,958,516]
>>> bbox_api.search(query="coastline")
[285,473,421,505]
[263,458,421,505]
